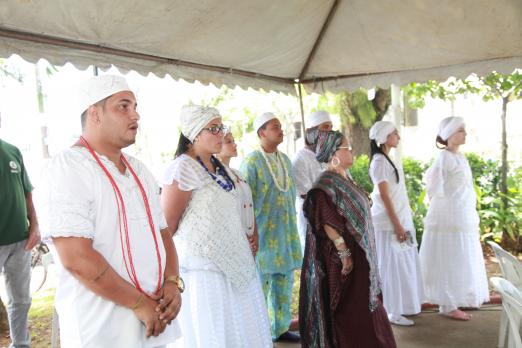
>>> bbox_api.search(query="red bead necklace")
[79,136,163,294]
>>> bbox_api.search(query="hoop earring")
[331,156,340,167]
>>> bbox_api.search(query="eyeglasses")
[337,145,352,151]
[201,125,229,135]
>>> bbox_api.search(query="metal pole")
[390,84,403,159]
[297,82,306,137]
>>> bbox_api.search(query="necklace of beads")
[196,156,234,192]
[259,148,290,193]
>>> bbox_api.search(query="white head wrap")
[369,121,396,146]
[307,110,332,129]
[253,112,277,132]
[179,105,221,142]
[78,75,131,114]
[438,116,465,141]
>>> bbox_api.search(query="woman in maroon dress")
[299,130,396,348]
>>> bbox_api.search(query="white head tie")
[307,110,332,129]
[77,75,131,115]
[180,105,221,142]
[253,112,277,132]
[438,116,465,141]
[369,121,396,146]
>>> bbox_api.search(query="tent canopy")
[1,0,521,94]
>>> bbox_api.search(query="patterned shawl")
[304,170,381,310]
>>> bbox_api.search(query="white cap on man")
[77,75,131,114]
[307,110,331,129]
[253,112,277,132]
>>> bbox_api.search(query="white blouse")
[423,150,480,233]
[230,168,255,236]
[369,154,414,231]
[292,147,323,197]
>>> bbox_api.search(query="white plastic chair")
[488,241,522,289]
[488,241,522,348]
[490,277,522,348]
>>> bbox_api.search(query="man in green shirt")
[0,113,40,348]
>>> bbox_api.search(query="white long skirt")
[168,258,272,348]
[419,229,489,309]
[374,229,424,316]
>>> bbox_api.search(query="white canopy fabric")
[1,0,521,94]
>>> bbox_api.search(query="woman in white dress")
[162,105,272,347]
[368,121,423,326]
[217,131,259,256]
[419,116,489,321]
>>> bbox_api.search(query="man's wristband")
[165,275,185,293]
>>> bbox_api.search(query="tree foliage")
[317,88,390,157]
[403,71,522,108]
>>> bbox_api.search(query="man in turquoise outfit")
[240,112,302,342]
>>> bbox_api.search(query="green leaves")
[403,70,522,108]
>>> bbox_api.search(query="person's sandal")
[275,331,301,342]
[388,314,415,326]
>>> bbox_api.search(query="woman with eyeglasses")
[299,130,396,348]
[162,105,272,347]
[368,121,423,327]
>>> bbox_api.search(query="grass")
[0,289,56,348]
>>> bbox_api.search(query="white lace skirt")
[374,229,424,316]
[419,228,489,309]
[168,257,272,348]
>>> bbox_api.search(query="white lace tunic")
[162,154,256,290]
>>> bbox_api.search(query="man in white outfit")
[39,75,183,347]
[291,111,333,252]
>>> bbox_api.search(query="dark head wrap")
[314,130,344,163]
[305,126,319,150]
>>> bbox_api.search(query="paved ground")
[2,264,504,348]
[275,304,502,348]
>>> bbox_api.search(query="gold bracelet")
[131,293,144,310]
[93,264,110,282]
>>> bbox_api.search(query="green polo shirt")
[0,139,33,245]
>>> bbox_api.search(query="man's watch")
[165,275,185,293]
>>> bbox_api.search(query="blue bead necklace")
[196,156,234,192]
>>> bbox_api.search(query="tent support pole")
[297,83,306,137]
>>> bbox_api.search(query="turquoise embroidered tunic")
[240,150,302,274]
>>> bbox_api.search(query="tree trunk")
[340,88,390,157]
[348,123,372,157]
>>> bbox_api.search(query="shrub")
[350,155,372,193]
